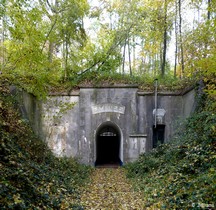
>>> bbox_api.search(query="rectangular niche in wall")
[153,125,165,148]
[128,134,147,162]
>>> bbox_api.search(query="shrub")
[125,97,216,209]
[0,85,92,209]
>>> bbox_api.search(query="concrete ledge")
[49,90,80,96]
[129,134,147,137]
[48,85,194,96]
[79,84,139,89]
[137,91,183,96]
[137,86,194,96]
[49,85,139,95]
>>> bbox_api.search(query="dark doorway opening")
[153,125,165,148]
[95,125,121,167]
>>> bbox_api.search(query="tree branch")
[78,25,133,76]
[41,16,58,53]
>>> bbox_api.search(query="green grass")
[1,68,196,98]
[69,71,195,92]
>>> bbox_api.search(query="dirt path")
[79,168,145,209]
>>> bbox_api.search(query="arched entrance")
[95,123,122,166]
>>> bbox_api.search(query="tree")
[1,0,216,99]
[0,0,7,69]
[161,0,168,77]
[178,0,184,77]
[174,0,178,78]
[183,3,216,99]
[1,0,89,97]
[39,0,89,80]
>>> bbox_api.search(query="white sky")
[85,0,207,66]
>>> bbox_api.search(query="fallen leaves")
[0,86,92,209]
[79,168,145,209]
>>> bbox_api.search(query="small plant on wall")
[53,101,77,124]
[43,99,77,125]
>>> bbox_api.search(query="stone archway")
[95,122,122,166]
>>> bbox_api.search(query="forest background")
[0,1,216,209]
[0,0,215,99]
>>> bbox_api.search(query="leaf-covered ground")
[0,84,92,209]
[79,168,145,209]
[125,98,216,209]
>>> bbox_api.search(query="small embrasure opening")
[153,125,165,148]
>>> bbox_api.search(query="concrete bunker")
[16,85,196,165]
[95,122,122,166]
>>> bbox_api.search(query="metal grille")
[99,126,117,136]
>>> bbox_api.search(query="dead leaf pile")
[79,168,145,209]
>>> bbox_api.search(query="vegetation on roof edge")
[33,72,197,96]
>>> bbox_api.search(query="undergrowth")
[22,71,195,96]
[125,98,216,209]
[1,67,196,100]
[71,71,195,92]
[0,84,92,209]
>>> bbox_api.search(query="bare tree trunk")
[132,36,136,70]
[179,0,184,77]
[1,18,5,68]
[128,37,132,75]
[48,42,54,64]
[174,0,178,78]
[122,39,126,74]
[63,34,69,81]
[140,38,145,74]
[207,0,211,20]
[153,54,156,76]
[1,2,6,70]
[65,40,69,81]
[160,43,163,75]
[161,0,168,77]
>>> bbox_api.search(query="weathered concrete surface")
[41,95,79,157]
[17,85,196,165]
[11,87,43,139]
[183,88,196,117]
[78,86,138,164]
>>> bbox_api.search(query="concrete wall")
[78,86,139,164]
[17,85,196,165]
[137,92,184,151]
[183,88,196,117]
[41,95,80,157]
[11,87,43,139]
